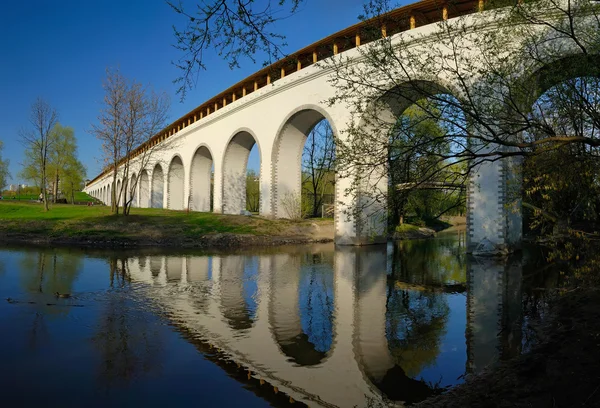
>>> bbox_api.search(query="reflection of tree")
[392,236,467,286]
[19,250,83,295]
[386,290,449,378]
[298,252,335,353]
[93,260,163,389]
[108,257,132,288]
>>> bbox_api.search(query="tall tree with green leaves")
[47,123,77,202]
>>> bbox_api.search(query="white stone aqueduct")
[85,0,597,253]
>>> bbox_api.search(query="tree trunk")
[53,170,59,203]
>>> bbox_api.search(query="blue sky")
[0,0,376,184]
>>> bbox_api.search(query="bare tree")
[91,68,170,215]
[19,98,59,211]
[168,0,304,99]
[302,120,336,217]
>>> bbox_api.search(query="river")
[0,232,562,407]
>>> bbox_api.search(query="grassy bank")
[0,201,334,248]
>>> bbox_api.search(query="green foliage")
[246,169,260,212]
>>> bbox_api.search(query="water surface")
[0,233,561,407]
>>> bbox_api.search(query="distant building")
[8,184,17,192]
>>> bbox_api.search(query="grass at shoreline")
[0,201,329,243]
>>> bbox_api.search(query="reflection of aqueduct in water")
[125,244,524,407]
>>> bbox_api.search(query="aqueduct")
[85,0,598,253]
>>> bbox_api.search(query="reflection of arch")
[139,170,150,208]
[218,256,258,331]
[268,253,335,366]
[272,106,337,219]
[222,129,261,214]
[352,246,437,404]
[149,256,162,278]
[151,164,164,208]
[190,144,213,212]
[168,155,185,210]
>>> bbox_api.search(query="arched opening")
[151,164,164,208]
[107,184,111,206]
[167,156,185,210]
[269,252,335,366]
[139,170,150,208]
[273,108,336,219]
[222,130,260,215]
[189,146,213,212]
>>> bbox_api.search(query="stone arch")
[151,164,164,208]
[221,128,262,215]
[272,105,339,219]
[268,253,336,366]
[189,144,214,212]
[515,54,600,113]
[167,155,185,210]
[139,170,150,208]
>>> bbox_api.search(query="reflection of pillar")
[354,246,395,382]
[270,255,302,343]
[466,255,523,374]
[501,258,523,361]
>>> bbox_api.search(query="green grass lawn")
[0,200,313,241]
[0,191,96,203]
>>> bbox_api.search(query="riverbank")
[0,201,334,248]
[418,287,600,408]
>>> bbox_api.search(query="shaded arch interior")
[190,146,213,212]
[222,131,258,215]
[151,165,164,208]
[168,156,185,210]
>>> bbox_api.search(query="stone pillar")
[468,145,522,254]
[335,167,388,245]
